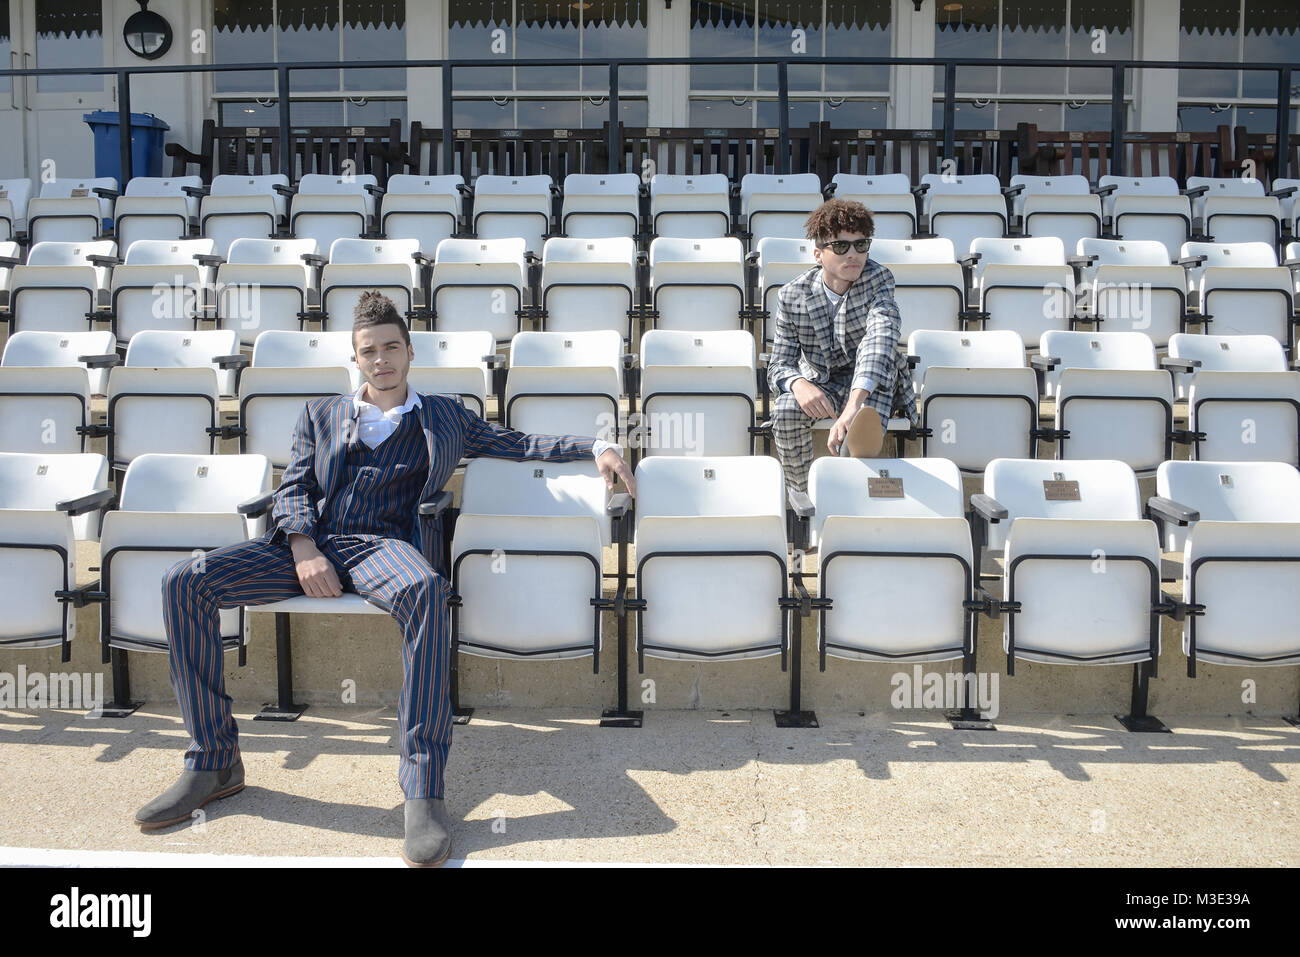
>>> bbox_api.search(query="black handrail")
[0,55,1292,182]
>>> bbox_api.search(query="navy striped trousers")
[161,533,453,799]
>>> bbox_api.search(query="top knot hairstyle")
[803,198,876,245]
[352,289,411,347]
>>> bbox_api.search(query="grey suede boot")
[402,798,452,867]
[135,758,245,831]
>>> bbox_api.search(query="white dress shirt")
[354,384,616,462]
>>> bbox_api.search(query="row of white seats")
[14,170,1297,261]
[4,452,1296,722]
[6,231,1297,359]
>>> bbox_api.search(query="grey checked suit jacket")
[766,260,917,424]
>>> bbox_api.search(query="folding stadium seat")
[215,237,321,347]
[539,236,638,341]
[968,236,1076,346]
[1076,238,1188,349]
[198,173,291,256]
[504,330,624,442]
[109,175,203,249]
[905,329,1041,473]
[107,238,221,345]
[1185,176,1284,248]
[1163,332,1287,400]
[1272,178,1299,239]
[1147,460,1300,676]
[0,451,112,659]
[1005,175,1102,251]
[739,173,823,248]
[638,330,758,457]
[559,173,641,239]
[407,330,496,420]
[320,238,428,333]
[6,240,117,335]
[102,329,246,474]
[288,172,379,252]
[236,331,354,468]
[826,173,917,240]
[378,173,464,253]
[0,240,19,303]
[1095,176,1190,263]
[96,453,274,714]
[429,237,529,346]
[0,177,33,241]
[870,237,968,342]
[0,330,118,453]
[916,173,1007,256]
[632,455,792,664]
[27,177,116,244]
[1178,241,1295,349]
[1035,330,1173,476]
[969,458,1165,728]
[648,236,746,332]
[467,174,554,255]
[1184,368,1300,466]
[800,456,975,672]
[1288,240,1300,299]
[1035,329,1158,398]
[1150,460,1300,554]
[750,236,816,347]
[450,458,614,663]
[649,173,731,239]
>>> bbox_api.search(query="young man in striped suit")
[136,291,635,867]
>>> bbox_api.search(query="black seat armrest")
[418,490,454,518]
[55,487,115,517]
[1146,496,1199,527]
[236,490,276,517]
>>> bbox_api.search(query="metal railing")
[1,54,1295,182]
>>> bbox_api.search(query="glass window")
[516,0,580,90]
[582,2,649,92]
[215,0,275,93]
[35,0,103,93]
[691,1,756,92]
[756,0,822,92]
[824,0,890,94]
[343,0,406,92]
[449,0,646,128]
[1242,2,1299,98]
[689,98,755,126]
[1178,0,1239,99]
[278,0,340,92]
[0,0,10,94]
[1069,0,1132,94]
[935,0,998,96]
[1001,0,1066,95]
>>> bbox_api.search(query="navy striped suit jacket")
[268,392,596,573]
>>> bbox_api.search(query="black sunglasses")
[819,238,871,255]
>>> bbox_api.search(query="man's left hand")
[597,448,637,497]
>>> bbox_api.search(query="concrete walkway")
[1,705,1297,866]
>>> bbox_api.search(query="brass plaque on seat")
[71,188,88,197]
[1043,480,1080,501]
[868,477,904,498]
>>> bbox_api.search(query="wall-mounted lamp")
[123,0,173,60]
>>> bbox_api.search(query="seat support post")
[1116,659,1170,733]
[255,612,308,721]
[100,648,142,718]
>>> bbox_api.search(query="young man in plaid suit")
[135,291,635,867]
[766,198,917,493]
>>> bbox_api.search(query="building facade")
[0,0,1294,179]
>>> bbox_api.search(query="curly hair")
[803,198,876,245]
[352,289,410,347]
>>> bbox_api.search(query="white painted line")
[0,846,661,868]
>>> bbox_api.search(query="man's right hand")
[288,533,343,598]
[791,378,837,420]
